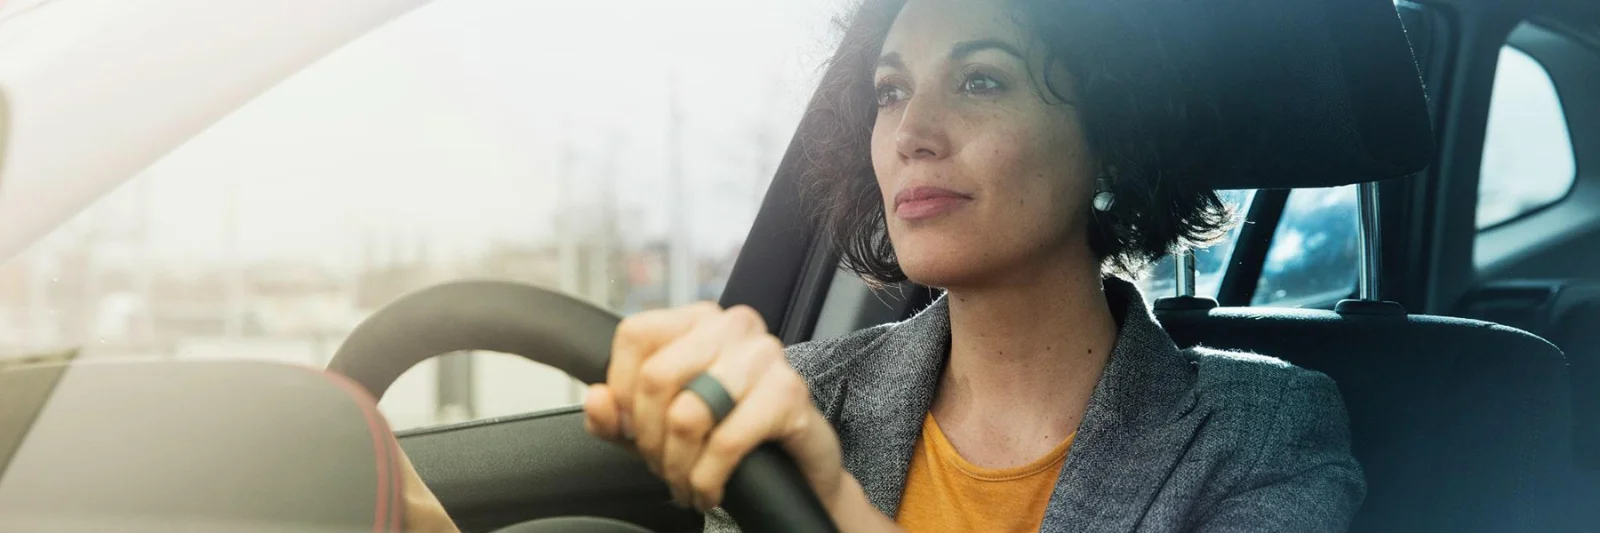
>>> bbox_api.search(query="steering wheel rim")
[326,280,839,533]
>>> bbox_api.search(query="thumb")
[777,402,847,507]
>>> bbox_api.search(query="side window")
[1253,185,1359,307]
[0,0,844,430]
[1134,190,1254,301]
[1478,45,1576,229]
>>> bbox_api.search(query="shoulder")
[1179,348,1365,527]
[781,323,898,408]
[784,320,902,377]
[1182,346,1363,506]
[1180,347,1355,474]
[783,323,895,380]
[1185,346,1346,424]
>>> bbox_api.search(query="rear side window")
[1478,45,1576,229]
[1253,186,1359,307]
[1133,190,1254,301]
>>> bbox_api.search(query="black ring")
[684,372,737,425]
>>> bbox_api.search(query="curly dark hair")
[799,0,1236,285]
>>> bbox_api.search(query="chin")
[900,267,971,289]
[895,248,983,289]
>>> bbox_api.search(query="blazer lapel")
[827,279,1202,528]
[1040,278,1202,532]
[834,297,951,517]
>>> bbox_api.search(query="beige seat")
[0,359,402,533]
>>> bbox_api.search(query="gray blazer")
[708,278,1363,532]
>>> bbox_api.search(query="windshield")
[0,0,850,430]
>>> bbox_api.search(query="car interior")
[2,0,1599,532]
[1,357,407,533]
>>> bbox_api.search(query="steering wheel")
[325,280,839,533]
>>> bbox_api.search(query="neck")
[932,250,1119,437]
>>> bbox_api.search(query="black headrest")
[1170,0,1434,189]
[0,359,400,533]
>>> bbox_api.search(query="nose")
[893,93,951,162]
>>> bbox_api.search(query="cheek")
[870,124,898,202]
[967,128,1077,206]
[961,112,1096,231]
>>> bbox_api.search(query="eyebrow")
[876,39,1026,71]
[950,39,1025,61]
[876,52,904,70]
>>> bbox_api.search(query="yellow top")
[895,413,1074,533]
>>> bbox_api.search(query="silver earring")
[1092,176,1116,212]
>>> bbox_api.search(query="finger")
[634,306,769,465]
[582,384,623,443]
[687,365,813,511]
[609,302,721,414]
[610,303,721,440]
[633,310,745,468]
[658,334,779,505]
[659,392,711,507]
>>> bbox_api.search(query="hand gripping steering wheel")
[326,280,839,533]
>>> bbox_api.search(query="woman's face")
[872,0,1097,288]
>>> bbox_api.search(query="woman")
[589,0,1364,531]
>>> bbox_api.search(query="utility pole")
[557,126,582,298]
[590,132,623,310]
[667,72,695,306]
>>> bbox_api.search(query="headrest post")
[1356,181,1383,301]
[1175,251,1197,298]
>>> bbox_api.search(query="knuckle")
[706,431,747,459]
[774,369,809,400]
[688,301,722,316]
[667,397,709,438]
[614,314,649,341]
[787,410,813,436]
[689,467,722,498]
[727,336,782,367]
[724,305,764,331]
[751,335,785,359]
[638,360,676,395]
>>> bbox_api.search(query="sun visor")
[1169,0,1435,189]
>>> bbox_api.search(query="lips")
[893,186,973,221]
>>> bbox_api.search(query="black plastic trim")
[776,242,840,346]
[721,129,821,336]
[1218,189,1290,306]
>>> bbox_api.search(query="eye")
[960,72,1004,95]
[875,83,909,108]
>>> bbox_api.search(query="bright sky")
[42,0,855,271]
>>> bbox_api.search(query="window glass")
[0,0,849,430]
[1134,190,1254,302]
[1478,45,1576,229]
[1252,185,1359,307]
